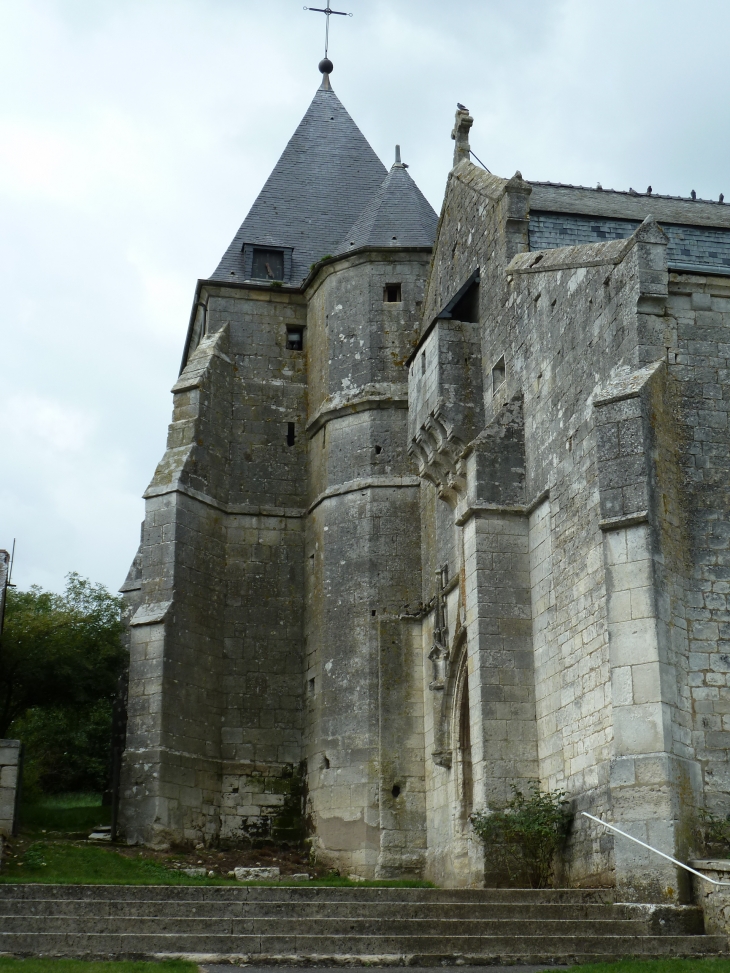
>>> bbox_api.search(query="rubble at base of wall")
[690,860,730,933]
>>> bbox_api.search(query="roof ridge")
[532,180,726,206]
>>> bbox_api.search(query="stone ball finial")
[319,58,334,75]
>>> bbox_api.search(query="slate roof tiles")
[336,163,438,254]
[210,76,437,286]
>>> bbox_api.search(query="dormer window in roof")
[242,244,293,282]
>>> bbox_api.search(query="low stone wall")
[690,859,730,934]
[0,740,21,836]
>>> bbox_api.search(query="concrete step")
[0,899,646,920]
[0,884,616,903]
[1,916,654,936]
[0,885,721,963]
[0,932,727,960]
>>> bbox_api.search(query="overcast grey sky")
[2,0,729,594]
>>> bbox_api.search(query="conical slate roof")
[210,76,388,285]
[336,162,438,254]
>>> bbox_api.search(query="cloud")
[1,0,729,593]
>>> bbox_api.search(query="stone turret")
[302,142,437,878]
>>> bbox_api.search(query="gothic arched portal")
[454,654,473,826]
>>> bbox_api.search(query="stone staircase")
[0,885,727,965]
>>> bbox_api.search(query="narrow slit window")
[384,283,402,303]
[421,352,426,375]
[492,356,506,395]
[287,422,296,446]
[286,326,304,350]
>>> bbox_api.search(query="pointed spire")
[211,80,387,284]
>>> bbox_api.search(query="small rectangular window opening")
[287,422,296,446]
[308,677,315,695]
[421,352,426,375]
[286,326,304,350]
[252,247,284,280]
[492,356,506,395]
[384,283,402,303]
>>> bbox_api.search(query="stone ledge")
[130,601,173,627]
[308,476,420,515]
[143,482,303,520]
[307,386,408,436]
[599,512,650,532]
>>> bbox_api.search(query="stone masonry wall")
[668,274,730,815]
[213,286,308,845]
[412,155,728,894]
[121,284,309,847]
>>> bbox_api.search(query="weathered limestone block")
[235,866,280,881]
[691,861,730,934]
[0,741,21,837]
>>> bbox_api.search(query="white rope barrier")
[581,811,730,887]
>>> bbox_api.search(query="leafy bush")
[471,783,573,888]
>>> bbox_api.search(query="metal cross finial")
[304,5,353,58]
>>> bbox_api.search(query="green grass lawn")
[0,961,195,973]
[6,792,432,887]
[20,804,111,834]
[1,838,431,886]
[553,962,730,973]
[0,951,727,973]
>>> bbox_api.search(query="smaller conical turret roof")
[336,160,438,254]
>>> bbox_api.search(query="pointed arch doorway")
[454,652,473,827]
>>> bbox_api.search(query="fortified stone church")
[120,60,730,897]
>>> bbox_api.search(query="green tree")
[0,573,127,794]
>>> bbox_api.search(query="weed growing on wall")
[697,808,730,857]
[471,783,573,888]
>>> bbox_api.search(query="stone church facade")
[120,65,730,896]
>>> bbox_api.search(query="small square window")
[286,327,304,351]
[384,283,402,303]
[252,247,284,280]
[492,356,506,394]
